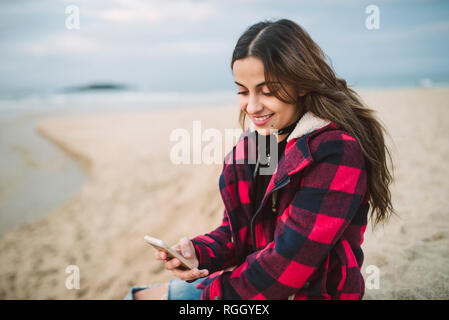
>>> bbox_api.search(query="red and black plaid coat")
[191,112,369,300]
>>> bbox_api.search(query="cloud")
[96,0,218,24]
[143,39,229,56]
[19,32,108,56]
[15,31,228,58]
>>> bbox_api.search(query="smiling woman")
[233,58,306,140]
[230,19,394,227]
[126,18,395,300]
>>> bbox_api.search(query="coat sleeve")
[199,132,368,300]
[190,132,248,274]
[190,208,238,274]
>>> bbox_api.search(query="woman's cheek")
[238,98,248,112]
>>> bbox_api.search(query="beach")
[0,87,448,299]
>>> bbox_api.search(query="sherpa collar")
[248,111,331,142]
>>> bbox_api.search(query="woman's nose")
[246,94,263,114]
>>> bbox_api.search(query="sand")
[0,87,448,299]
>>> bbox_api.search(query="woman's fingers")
[154,237,203,281]
[198,269,209,277]
[155,249,167,260]
[164,257,209,280]
[179,237,192,258]
[165,258,181,270]
[172,268,209,281]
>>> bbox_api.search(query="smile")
[251,113,274,125]
[254,114,273,120]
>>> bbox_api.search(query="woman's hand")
[154,237,209,281]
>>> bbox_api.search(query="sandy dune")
[0,87,448,299]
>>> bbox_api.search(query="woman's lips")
[251,113,274,126]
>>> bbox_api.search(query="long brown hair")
[231,19,395,227]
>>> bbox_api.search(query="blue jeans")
[123,278,204,300]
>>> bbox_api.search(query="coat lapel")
[247,112,331,196]
[220,112,332,226]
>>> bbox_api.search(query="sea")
[0,88,237,238]
[0,77,447,238]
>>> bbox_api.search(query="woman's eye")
[236,91,272,96]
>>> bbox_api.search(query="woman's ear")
[299,90,307,97]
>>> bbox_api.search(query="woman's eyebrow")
[234,81,279,88]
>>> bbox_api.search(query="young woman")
[125,18,394,300]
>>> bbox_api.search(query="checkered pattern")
[191,123,369,300]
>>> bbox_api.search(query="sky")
[0,0,448,97]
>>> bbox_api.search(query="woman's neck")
[276,132,289,143]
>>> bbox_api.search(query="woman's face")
[233,56,304,138]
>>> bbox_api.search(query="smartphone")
[144,235,195,270]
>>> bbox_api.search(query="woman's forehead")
[233,57,264,77]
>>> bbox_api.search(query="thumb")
[180,237,192,258]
